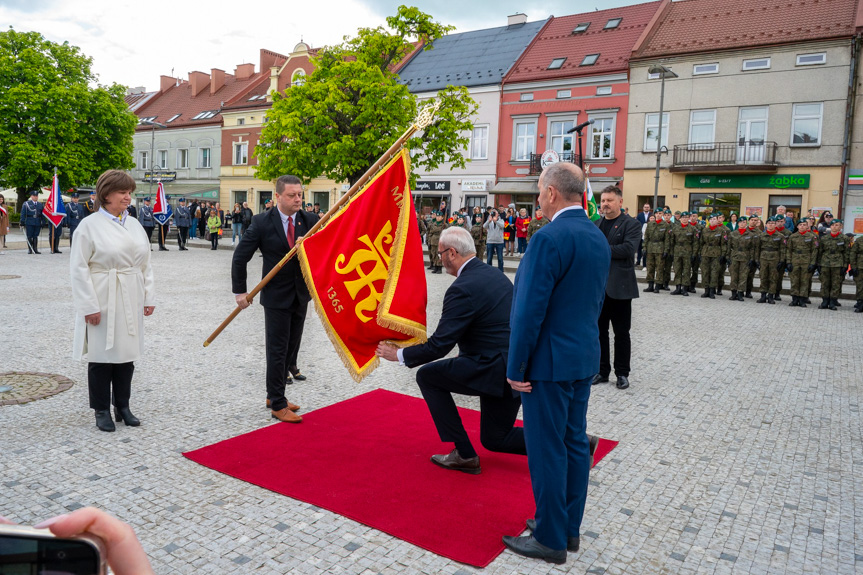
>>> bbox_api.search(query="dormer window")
[581,54,599,66]
[573,22,590,33]
[192,110,217,120]
[548,58,566,70]
[605,18,622,29]
[166,114,181,123]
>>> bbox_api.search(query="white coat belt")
[91,267,141,351]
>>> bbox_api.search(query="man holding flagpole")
[21,190,43,254]
[44,173,67,254]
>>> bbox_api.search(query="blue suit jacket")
[507,208,610,383]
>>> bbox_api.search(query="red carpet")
[183,389,618,567]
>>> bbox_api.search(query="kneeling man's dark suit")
[402,257,525,458]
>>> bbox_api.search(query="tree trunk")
[16,187,29,216]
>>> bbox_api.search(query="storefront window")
[688,193,741,218]
[768,194,802,219]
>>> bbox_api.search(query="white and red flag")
[43,173,66,228]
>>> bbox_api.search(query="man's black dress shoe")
[501,535,566,564]
[524,519,580,551]
[159,247,169,251]
[430,449,481,474]
[616,376,630,390]
[289,367,307,381]
[94,410,115,432]
[591,374,609,386]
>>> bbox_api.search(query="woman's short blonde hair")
[94,170,136,209]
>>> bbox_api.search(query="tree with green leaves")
[256,6,478,187]
[0,29,136,209]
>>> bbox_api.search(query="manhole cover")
[0,372,75,406]
[0,275,21,280]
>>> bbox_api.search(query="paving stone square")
[0,240,861,574]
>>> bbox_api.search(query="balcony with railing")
[671,141,779,172]
[529,152,582,175]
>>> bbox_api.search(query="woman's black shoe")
[114,406,140,426]
[289,368,307,381]
[95,410,115,432]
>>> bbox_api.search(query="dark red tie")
[287,216,295,248]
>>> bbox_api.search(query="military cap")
[70,192,79,198]
[796,219,808,226]
[663,207,671,213]
[708,212,718,219]
[681,211,689,217]
[178,197,186,203]
[738,215,748,222]
[143,197,151,202]
[89,191,96,195]
[831,219,843,224]
[674,210,682,215]
[29,190,39,196]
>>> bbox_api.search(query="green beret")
[681,211,690,217]
[796,219,808,226]
[708,212,718,219]
[738,216,748,222]
[663,208,671,214]
[832,219,843,225]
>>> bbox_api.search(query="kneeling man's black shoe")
[502,535,567,564]
[616,376,630,390]
[430,449,480,474]
[591,374,609,386]
[525,519,580,552]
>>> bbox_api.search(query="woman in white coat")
[70,170,155,432]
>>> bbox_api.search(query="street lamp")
[648,65,678,212]
[140,119,167,198]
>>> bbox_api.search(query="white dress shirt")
[277,207,297,238]
[551,204,583,222]
[98,207,127,227]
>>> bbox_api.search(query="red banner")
[298,149,427,381]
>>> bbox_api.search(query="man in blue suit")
[503,162,610,564]
[377,227,525,474]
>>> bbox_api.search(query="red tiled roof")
[125,90,159,112]
[505,1,663,84]
[634,0,861,59]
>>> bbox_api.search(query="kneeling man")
[377,227,525,474]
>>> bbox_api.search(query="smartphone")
[0,524,106,575]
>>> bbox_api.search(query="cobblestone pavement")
[1,243,861,574]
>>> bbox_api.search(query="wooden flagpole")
[203,102,440,347]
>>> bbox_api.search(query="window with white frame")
[549,119,574,155]
[520,93,534,102]
[200,148,211,168]
[139,151,149,170]
[588,116,615,159]
[596,86,612,95]
[796,52,826,66]
[791,102,823,146]
[513,120,536,161]
[234,142,248,165]
[470,125,488,160]
[644,112,669,151]
[742,57,770,71]
[693,63,719,75]
[688,109,716,148]
[157,150,168,169]
[557,89,571,99]
[177,148,189,169]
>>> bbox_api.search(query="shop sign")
[461,179,486,191]
[847,205,863,234]
[415,180,450,192]
[685,174,810,189]
[142,171,177,182]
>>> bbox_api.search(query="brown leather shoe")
[430,449,480,474]
[266,399,300,412]
[272,407,302,423]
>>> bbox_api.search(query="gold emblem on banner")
[335,221,395,323]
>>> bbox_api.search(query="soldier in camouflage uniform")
[804,221,820,304]
[470,213,486,258]
[785,219,819,307]
[716,213,728,295]
[744,215,763,298]
[527,208,549,243]
[687,212,703,292]
[667,211,700,296]
[425,211,448,274]
[849,235,863,312]
[698,213,728,299]
[772,216,791,301]
[753,216,786,304]
[817,219,850,310]
[726,215,757,301]
[643,210,670,292]
[417,211,427,246]
[661,208,674,290]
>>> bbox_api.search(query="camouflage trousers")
[856,276,863,300]
[700,256,722,288]
[645,253,665,283]
[428,241,441,267]
[690,259,700,287]
[759,261,780,294]
[820,266,845,298]
[729,260,749,292]
[673,255,691,285]
[789,266,811,297]
[746,267,756,294]
[663,256,673,286]
[774,268,786,295]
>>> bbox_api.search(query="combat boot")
[729,290,738,301]
[833,298,841,307]
[433,266,442,274]
[819,298,829,309]
[774,292,782,302]
[737,292,746,302]
[757,292,768,303]
[643,281,654,293]
[708,287,716,299]
[855,300,863,312]
[789,296,798,307]
[744,291,753,299]
[799,297,808,308]
[701,288,711,298]
[661,284,670,291]
[767,293,775,304]
[688,282,696,293]
[804,297,812,304]
[715,288,723,296]
[670,285,682,295]
[681,286,689,296]
[828,298,838,311]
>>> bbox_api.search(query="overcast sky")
[2,0,641,91]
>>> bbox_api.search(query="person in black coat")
[593,186,642,390]
[377,227,525,475]
[231,176,314,424]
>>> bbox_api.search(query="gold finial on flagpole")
[414,100,441,130]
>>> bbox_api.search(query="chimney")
[160,75,177,93]
[235,63,255,80]
[189,71,209,97]
[210,68,226,95]
[508,13,527,26]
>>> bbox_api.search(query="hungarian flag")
[43,173,66,228]
[583,176,600,222]
[298,149,427,381]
